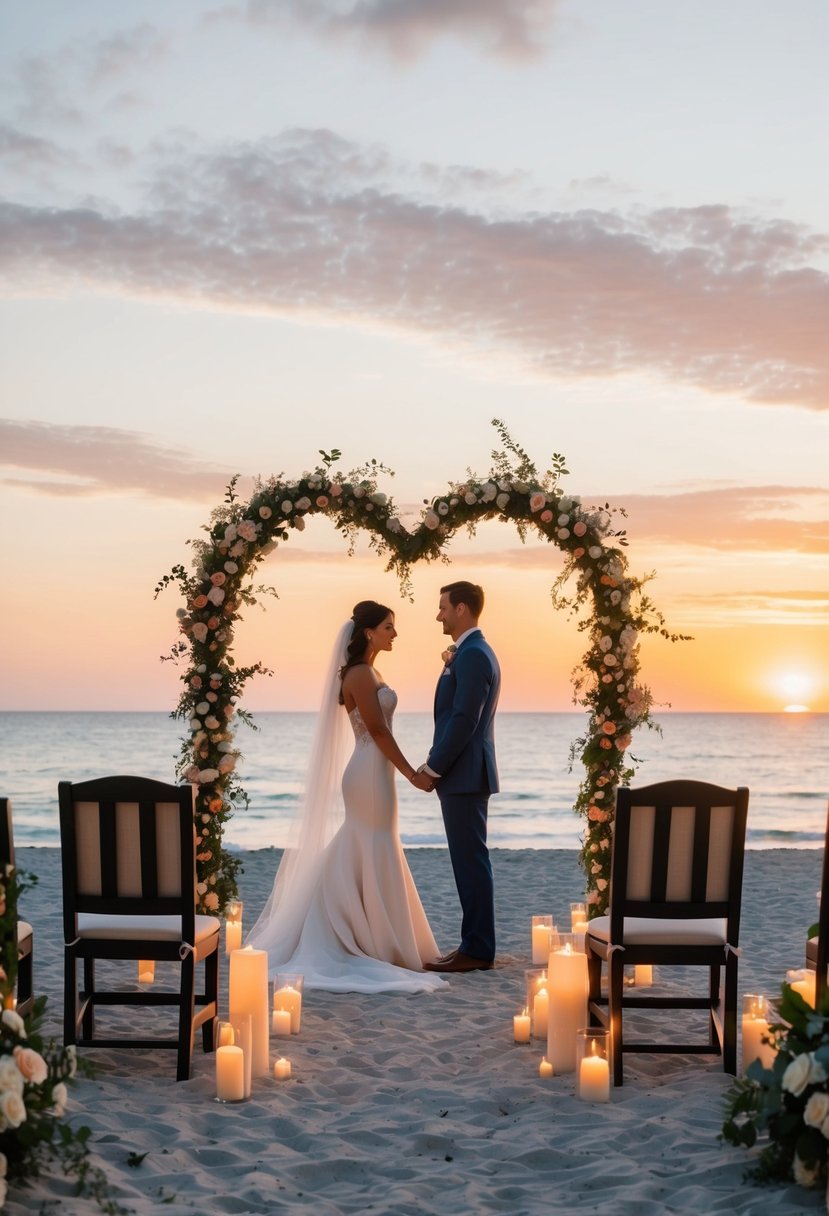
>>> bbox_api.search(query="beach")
[10,845,826,1216]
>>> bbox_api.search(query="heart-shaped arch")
[158,423,683,916]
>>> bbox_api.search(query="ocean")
[1,711,826,852]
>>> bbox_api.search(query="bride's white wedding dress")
[247,685,445,992]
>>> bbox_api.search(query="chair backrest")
[609,779,749,942]
[58,776,197,942]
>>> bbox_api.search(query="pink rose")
[424,511,440,530]
[329,483,343,497]
[540,510,553,523]
[14,1046,48,1084]
[210,572,226,587]
[530,492,546,513]
[259,506,272,519]
[316,495,329,508]
[573,521,587,537]
[192,594,209,610]
[190,675,202,689]
[237,520,257,541]
[602,721,617,735]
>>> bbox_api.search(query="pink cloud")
[217,0,562,61]
[0,419,229,502]
[2,131,827,409]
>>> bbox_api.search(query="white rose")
[370,492,387,506]
[192,623,208,644]
[207,586,225,606]
[599,636,613,652]
[295,497,311,511]
[196,701,210,715]
[481,482,497,502]
[557,528,570,540]
[782,1052,813,1097]
[204,716,220,730]
[0,1011,25,1039]
[438,502,449,515]
[496,493,510,510]
[51,1082,68,1117]
[386,518,402,533]
[804,1091,829,1129]
[224,561,239,574]
[423,511,440,530]
[0,1091,25,1129]
[0,1057,24,1093]
[258,506,272,519]
[464,492,477,505]
[197,769,220,784]
[223,524,237,543]
[589,546,603,560]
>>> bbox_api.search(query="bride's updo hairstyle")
[338,600,393,703]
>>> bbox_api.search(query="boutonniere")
[441,644,457,667]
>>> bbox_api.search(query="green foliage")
[0,866,120,1211]
[722,982,829,1188]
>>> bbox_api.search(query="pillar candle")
[231,1013,253,1098]
[532,986,549,1040]
[787,969,817,1008]
[274,984,303,1034]
[513,1008,532,1044]
[634,965,653,987]
[216,1020,235,1047]
[229,946,270,1076]
[539,1057,554,1078]
[274,1057,292,1080]
[531,920,552,965]
[272,1008,292,1037]
[742,996,776,1074]
[137,960,155,984]
[226,920,243,953]
[570,903,587,933]
[547,939,588,1074]
[578,1040,610,1102]
[216,1045,245,1101]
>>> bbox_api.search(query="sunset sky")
[2,1,828,714]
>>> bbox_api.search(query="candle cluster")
[217,944,305,1100]
[519,911,611,1102]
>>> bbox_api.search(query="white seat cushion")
[18,921,33,944]
[586,914,727,947]
[77,913,220,943]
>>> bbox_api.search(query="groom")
[416,581,501,974]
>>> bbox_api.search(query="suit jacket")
[427,630,500,796]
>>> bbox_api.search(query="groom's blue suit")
[427,629,500,962]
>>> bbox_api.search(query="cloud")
[0,123,80,173]
[215,0,562,61]
[0,419,230,502]
[613,486,829,553]
[1,129,828,408]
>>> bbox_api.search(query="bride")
[246,600,446,992]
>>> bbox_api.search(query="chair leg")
[202,948,219,1052]
[708,965,721,1052]
[177,954,196,1082]
[16,948,34,1019]
[608,951,625,1086]
[82,958,95,1039]
[64,951,77,1045]
[723,954,738,1074]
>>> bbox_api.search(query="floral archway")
[157,422,683,916]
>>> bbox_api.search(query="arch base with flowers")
[158,421,685,917]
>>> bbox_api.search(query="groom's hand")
[411,771,435,792]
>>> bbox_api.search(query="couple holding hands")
[248,581,501,990]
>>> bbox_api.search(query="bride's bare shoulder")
[341,662,376,711]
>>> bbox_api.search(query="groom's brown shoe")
[424,951,494,973]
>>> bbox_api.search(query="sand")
[8,845,825,1216]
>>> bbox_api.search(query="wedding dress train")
[247,685,445,992]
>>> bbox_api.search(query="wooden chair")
[58,776,220,1081]
[805,800,829,1004]
[585,779,749,1086]
[0,798,34,1019]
